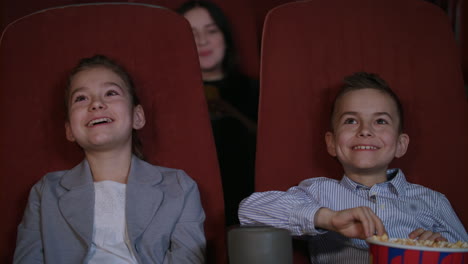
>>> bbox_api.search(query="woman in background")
[178,0,258,227]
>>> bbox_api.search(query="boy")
[238,72,468,263]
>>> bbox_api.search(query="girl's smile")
[65,66,144,154]
[87,117,114,127]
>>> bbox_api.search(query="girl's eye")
[376,118,388,125]
[106,90,119,96]
[344,118,357,124]
[73,95,86,103]
[208,28,219,34]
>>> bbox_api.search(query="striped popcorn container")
[367,238,468,264]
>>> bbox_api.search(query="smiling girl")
[14,55,206,264]
[177,0,258,227]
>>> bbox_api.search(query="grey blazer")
[14,156,206,264]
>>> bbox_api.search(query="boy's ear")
[395,133,410,158]
[325,132,337,157]
[65,122,75,142]
[133,105,146,130]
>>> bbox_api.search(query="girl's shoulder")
[38,169,72,186]
[135,159,197,190]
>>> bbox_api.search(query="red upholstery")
[456,0,468,84]
[0,4,226,263]
[250,0,299,36]
[257,0,468,262]
[0,0,260,79]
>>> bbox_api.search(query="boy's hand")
[409,228,447,242]
[315,207,386,239]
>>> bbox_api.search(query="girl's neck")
[202,69,224,81]
[85,149,133,184]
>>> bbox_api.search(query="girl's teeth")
[88,118,112,127]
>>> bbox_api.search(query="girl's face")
[184,7,226,78]
[65,66,145,154]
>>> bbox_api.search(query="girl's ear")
[65,122,76,142]
[395,133,410,158]
[133,105,146,130]
[325,131,337,157]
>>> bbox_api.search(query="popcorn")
[371,234,468,249]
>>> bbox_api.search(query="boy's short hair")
[330,72,404,133]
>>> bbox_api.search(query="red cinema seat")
[456,0,468,86]
[257,0,468,262]
[0,0,260,79]
[0,4,226,263]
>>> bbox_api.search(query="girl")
[13,55,206,264]
[177,1,258,227]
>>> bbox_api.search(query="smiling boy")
[238,72,468,263]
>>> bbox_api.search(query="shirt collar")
[340,168,408,196]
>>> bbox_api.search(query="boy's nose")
[358,124,374,137]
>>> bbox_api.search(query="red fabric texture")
[457,0,468,84]
[0,0,260,79]
[257,0,468,262]
[0,4,226,263]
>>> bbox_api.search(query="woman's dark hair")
[331,72,404,133]
[177,0,239,76]
[65,54,144,159]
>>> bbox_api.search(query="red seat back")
[0,4,226,263]
[0,0,260,79]
[257,0,468,262]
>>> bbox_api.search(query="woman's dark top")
[203,73,259,227]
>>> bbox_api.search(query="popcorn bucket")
[367,238,468,264]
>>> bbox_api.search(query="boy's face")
[325,88,409,178]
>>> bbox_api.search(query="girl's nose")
[196,32,208,46]
[89,98,106,111]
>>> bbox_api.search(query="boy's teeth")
[354,146,377,150]
[88,118,112,127]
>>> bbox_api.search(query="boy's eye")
[344,118,357,124]
[376,118,388,125]
[73,95,86,103]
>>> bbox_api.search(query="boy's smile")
[325,88,409,185]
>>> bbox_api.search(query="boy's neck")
[345,168,388,187]
[85,149,133,184]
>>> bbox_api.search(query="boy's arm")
[431,194,468,242]
[238,179,327,236]
[315,207,386,239]
[13,180,45,264]
[239,178,386,238]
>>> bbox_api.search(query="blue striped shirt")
[238,169,468,264]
